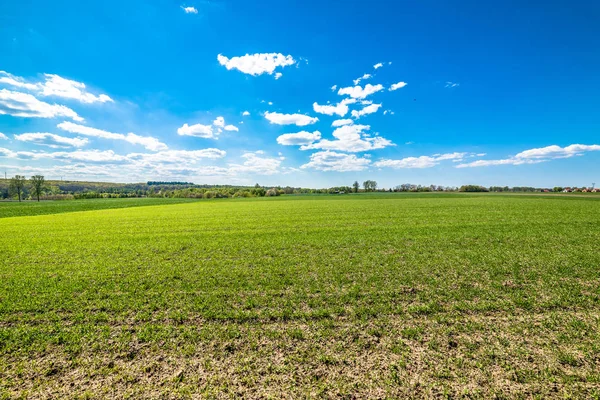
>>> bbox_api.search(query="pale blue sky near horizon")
[0,0,599,188]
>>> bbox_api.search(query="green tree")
[30,175,46,202]
[363,180,378,192]
[9,175,27,202]
[352,181,359,193]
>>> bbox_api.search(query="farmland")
[1,193,599,398]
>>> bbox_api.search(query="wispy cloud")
[456,144,600,168]
[181,6,198,14]
[301,151,371,172]
[58,121,168,151]
[337,84,384,99]
[0,89,83,121]
[14,132,88,148]
[389,81,407,91]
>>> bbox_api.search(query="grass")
[1,193,599,398]
[0,197,201,219]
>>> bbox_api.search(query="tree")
[352,181,359,193]
[9,175,26,202]
[363,180,378,192]
[30,175,46,202]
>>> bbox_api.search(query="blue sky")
[1,0,599,188]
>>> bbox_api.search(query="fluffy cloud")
[373,63,383,69]
[0,132,7,140]
[331,119,354,127]
[177,123,214,138]
[127,149,226,164]
[181,6,198,13]
[301,124,393,152]
[217,53,296,77]
[456,144,600,168]
[13,133,89,148]
[242,111,250,116]
[331,85,337,91]
[58,121,168,151]
[0,71,113,104]
[351,103,382,119]
[312,98,356,117]
[274,72,283,80]
[276,131,321,146]
[0,89,83,121]
[301,151,371,172]
[374,152,476,169]
[178,116,238,139]
[337,84,384,99]
[389,82,407,91]
[228,151,282,175]
[264,111,318,126]
[353,73,372,86]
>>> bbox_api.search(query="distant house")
[582,188,589,193]
[592,188,600,193]
[563,187,572,193]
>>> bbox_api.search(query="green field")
[1,194,599,398]
[0,197,202,219]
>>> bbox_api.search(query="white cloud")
[445,82,460,88]
[389,82,407,91]
[301,151,371,172]
[301,124,393,152]
[373,63,383,69]
[274,72,283,80]
[383,110,395,115]
[375,152,475,169]
[213,116,225,127]
[456,144,600,168]
[331,119,354,127]
[312,98,356,117]
[0,89,83,121]
[0,132,7,140]
[217,53,296,77]
[181,6,198,14]
[224,124,239,132]
[242,111,250,116]
[353,73,372,86]
[337,84,384,99]
[228,151,282,175]
[0,71,113,104]
[58,121,167,151]
[177,123,214,138]
[40,74,113,104]
[351,103,382,119]
[264,111,318,126]
[276,131,321,146]
[331,85,337,91]
[13,132,89,148]
[127,149,226,164]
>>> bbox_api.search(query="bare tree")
[9,175,26,202]
[30,175,46,202]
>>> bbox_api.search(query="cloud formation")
[301,124,393,152]
[456,144,600,168]
[58,121,168,151]
[374,152,472,169]
[14,132,89,148]
[301,151,371,172]
[351,103,382,119]
[264,111,318,126]
[217,53,296,77]
[389,82,407,91]
[276,131,321,146]
[337,84,384,99]
[181,6,198,14]
[0,89,83,121]
[0,71,113,104]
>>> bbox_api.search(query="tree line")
[7,175,47,202]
